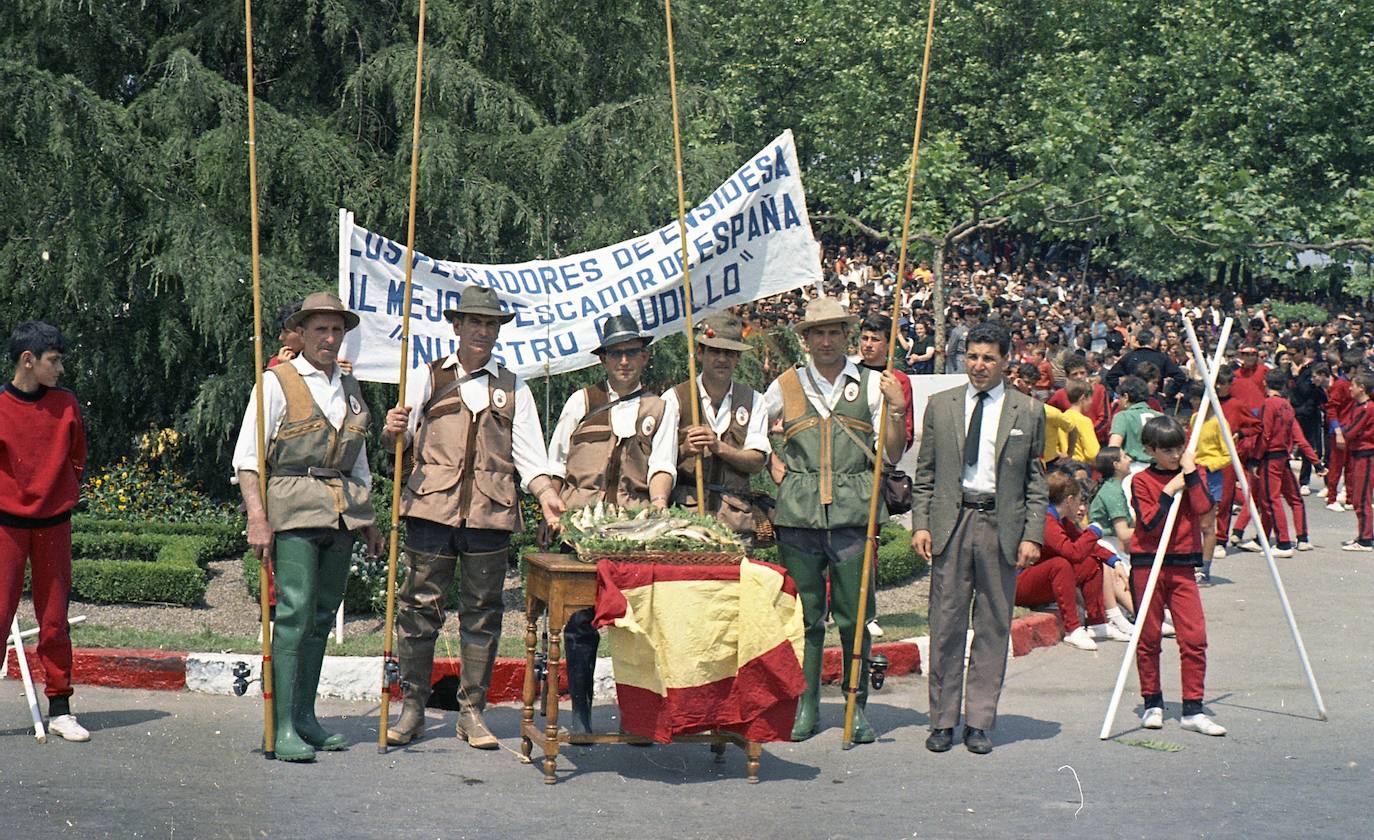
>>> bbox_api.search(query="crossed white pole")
[1099,316,1327,738]
[5,615,87,743]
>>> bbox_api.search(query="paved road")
[3,504,1370,839]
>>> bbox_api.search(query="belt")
[272,466,346,479]
[1353,450,1374,459]
[1262,452,1291,460]
[961,495,996,513]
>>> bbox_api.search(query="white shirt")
[546,381,680,482]
[661,375,772,455]
[398,352,551,492]
[231,355,371,487]
[960,380,1004,494]
[763,360,892,462]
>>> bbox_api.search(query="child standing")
[1253,369,1323,557]
[1340,373,1374,551]
[0,322,90,741]
[1129,415,1224,736]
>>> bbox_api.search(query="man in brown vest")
[234,292,384,762]
[546,312,680,732]
[663,312,770,541]
[381,287,564,749]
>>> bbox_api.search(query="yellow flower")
[118,504,126,511]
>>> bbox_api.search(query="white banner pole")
[9,616,46,743]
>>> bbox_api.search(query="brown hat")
[442,286,515,324]
[791,297,858,336]
[693,312,751,352]
[285,292,359,332]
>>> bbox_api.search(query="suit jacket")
[911,383,1049,564]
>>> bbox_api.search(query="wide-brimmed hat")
[791,297,858,335]
[442,286,515,324]
[594,313,652,354]
[285,292,360,332]
[693,312,751,352]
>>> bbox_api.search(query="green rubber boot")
[270,650,316,762]
[791,641,822,741]
[296,639,348,751]
[843,661,876,745]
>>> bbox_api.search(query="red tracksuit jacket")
[1259,394,1320,462]
[1048,383,1113,443]
[1343,400,1374,452]
[1327,377,1354,434]
[1128,466,1213,567]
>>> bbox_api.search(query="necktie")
[965,390,988,469]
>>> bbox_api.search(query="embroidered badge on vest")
[492,388,508,409]
[641,414,657,436]
[349,394,363,415]
[735,405,749,427]
[843,381,860,402]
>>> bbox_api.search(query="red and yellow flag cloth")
[592,558,806,743]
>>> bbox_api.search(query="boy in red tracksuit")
[1253,369,1322,556]
[1047,353,1113,444]
[1339,373,1374,551]
[1209,369,1262,546]
[0,322,91,742]
[1324,355,1359,510]
[1129,414,1225,736]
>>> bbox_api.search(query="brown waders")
[387,533,508,750]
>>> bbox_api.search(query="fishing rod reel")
[383,656,409,692]
[231,661,256,697]
[868,652,890,691]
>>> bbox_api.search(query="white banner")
[338,130,820,383]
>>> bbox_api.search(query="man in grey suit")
[911,320,1047,755]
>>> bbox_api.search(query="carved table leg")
[543,626,563,784]
[520,605,538,763]
[746,741,762,783]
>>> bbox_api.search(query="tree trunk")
[932,240,948,374]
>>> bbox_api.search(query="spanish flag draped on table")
[592,557,806,743]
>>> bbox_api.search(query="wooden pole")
[378,0,428,753]
[842,0,939,749]
[661,0,706,515]
[243,0,275,761]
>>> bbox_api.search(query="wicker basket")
[572,547,745,566]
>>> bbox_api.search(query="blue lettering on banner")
[384,239,403,266]
[350,273,378,313]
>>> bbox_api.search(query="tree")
[1,0,735,490]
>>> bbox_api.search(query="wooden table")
[520,552,762,784]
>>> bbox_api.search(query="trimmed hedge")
[73,515,246,559]
[64,532,213,605]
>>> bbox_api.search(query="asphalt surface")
[2,503,1370,840]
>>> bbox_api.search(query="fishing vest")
[559,382,667,512]
[400,359,522,532]
[670,379,757,535]
[264,363,374,533]
[774,366,883,530]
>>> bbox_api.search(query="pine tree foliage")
[1,0,735,489]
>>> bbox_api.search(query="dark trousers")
[927,507,1016,731]
[1297,415,1325,486]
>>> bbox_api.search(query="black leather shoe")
[925,728,953,753]
[963,727,993,754]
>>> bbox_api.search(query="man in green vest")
[233,292,384,762]
[663,312,770,542]
[763,297,908,743]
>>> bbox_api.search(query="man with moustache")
[382,287,564,749]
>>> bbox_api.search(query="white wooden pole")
[8,616,46,743]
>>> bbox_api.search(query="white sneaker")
[48,714,91,742]
[1238,539,1262,552]
[1297,540,1314,551]
[1212,545,1228,560]
[1091,622,1131,642]
[1341,542,1373,552]
[1300,486,1311,496]
[1273,546,1295,558]
[1063,626,1098,651]
[1338,490,1347,505]
[1141,707,1164,729]
[866,619,884,638]
[1326,502,1345,512]
[1180,713,1227,736]
[1346,503,1357,512]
